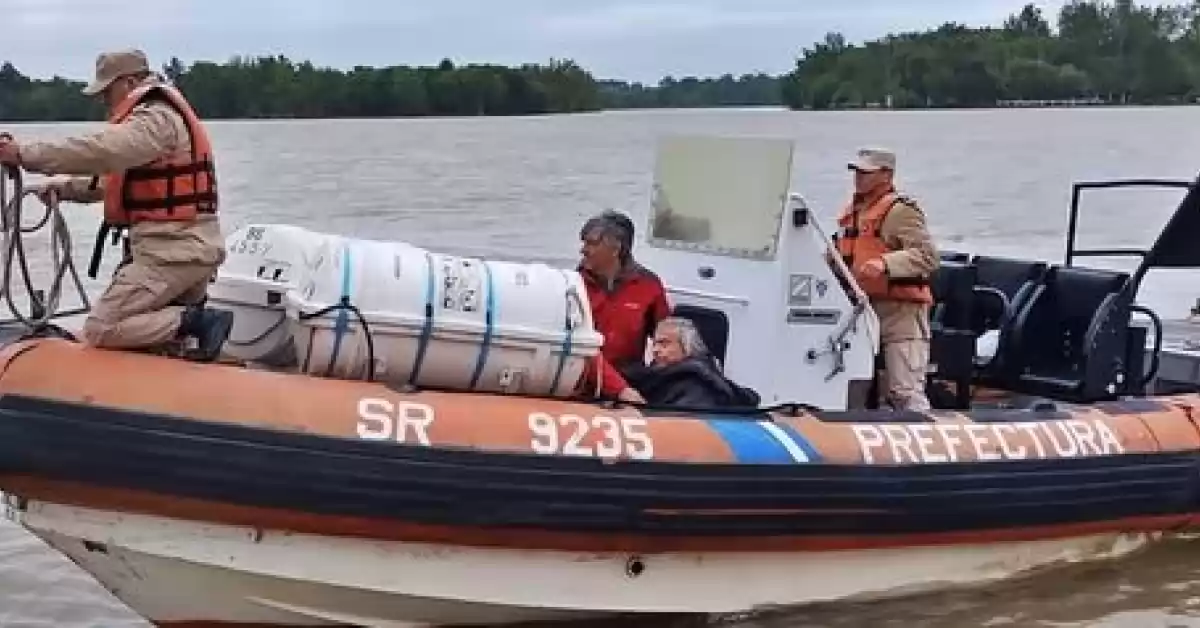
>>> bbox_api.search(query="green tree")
[782,0,1200,109]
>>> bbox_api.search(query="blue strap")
[408,251,436,385]
[467,261,496,390]
[323,244,352,377]
[548,270,575,395]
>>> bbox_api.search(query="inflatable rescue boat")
[1,136,1200,627]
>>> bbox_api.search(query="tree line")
[0,55,784,122]
[0,57,604,121]
[783,0,1200,109]
[3,0,1198,121]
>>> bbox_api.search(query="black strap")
[87,223,128,280]
[887,276,930,287]
[123,192,218,212]
[123,160,213,182]
[87,224,111,279]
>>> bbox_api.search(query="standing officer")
[833,148,939,411]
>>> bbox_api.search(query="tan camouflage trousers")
[82,259,217,350]
[880,339,932,411]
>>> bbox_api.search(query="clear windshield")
[647,135,791,261]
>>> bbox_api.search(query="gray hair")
[659,316,709,358]
[580,210,635,264]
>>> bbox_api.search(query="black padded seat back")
[670,304,730,365]
[928,260,979,409]
[930,261,976,332]
[1009,265,1132,402]
[939,250,971,264]
[970,255,1049,332]
[1026,266,1129,366]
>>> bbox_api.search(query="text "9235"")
[528,412,654,460]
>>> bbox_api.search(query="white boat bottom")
[7,499,1162,627]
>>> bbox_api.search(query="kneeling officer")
[0,49,233,360]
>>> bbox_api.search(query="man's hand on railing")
[0,133,20,167]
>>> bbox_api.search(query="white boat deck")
[1151,318,1200,393]
[1161,318,1200,348]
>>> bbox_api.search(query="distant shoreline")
[5,90,1194,124]
[5,101,1198,125]
[0,56,784,123]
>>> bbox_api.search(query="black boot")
[178,305,234,363]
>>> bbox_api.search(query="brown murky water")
[3,106,1200,626]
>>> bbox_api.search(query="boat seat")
[970,256,1048,330]
[931,261,976,332]
[671,304,730,365]
[1006,265,1132,403]
[928,260,977,408]
[969,256,1049,374]
[939,250,972,264]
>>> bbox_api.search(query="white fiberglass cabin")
[634,135,879,410]
[208,135,880,411]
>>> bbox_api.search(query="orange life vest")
[833,189,933,304]
[102,82,217,227]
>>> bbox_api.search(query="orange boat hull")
[0,337,1198,554]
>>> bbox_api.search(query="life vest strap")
[887,276,930,287]
[122,192,218,212]
[123,158,214,182]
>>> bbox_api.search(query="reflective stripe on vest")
[102,83,218,226]
[834,190,933,304]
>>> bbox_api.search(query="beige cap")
[81,49,150,96]
[847,147,896,172]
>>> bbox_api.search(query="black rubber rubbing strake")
[0,394,1194,537]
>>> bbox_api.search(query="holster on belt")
[85,175,131,279]
[88,222,129,279]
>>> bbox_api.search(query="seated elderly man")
[622,316,760,408]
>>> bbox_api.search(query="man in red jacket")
[576,210,671,404]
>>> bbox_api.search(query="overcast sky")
[4,0,1113,83]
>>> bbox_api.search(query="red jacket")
[578,263,671,397]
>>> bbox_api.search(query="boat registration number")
[528,412,655,460]
[353,398,655,461]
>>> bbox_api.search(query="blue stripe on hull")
[706,418,801,464]
[776,422,824,463]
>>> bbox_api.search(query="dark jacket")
[624,356,760,409]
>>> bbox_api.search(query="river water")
[2,106,1200,626]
